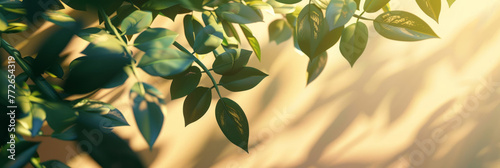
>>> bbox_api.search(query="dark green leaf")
[193,12,224,54]
[312,0,329,9]
[178,0,209,11]
[40,160,70,168]
[373,11,439,41]
[416,0,441,22]
[268,19,293,44]
[121,10,153,35]
[41,101,78,133]
[171,66,202,99]
[142,0,178,10]
[159,4,192,21]
[183,15,204,48]
[183,87,212,126]
[0,12,8,31]
[215,3,263,24]
[138,48,194,77]
[296,4,323,58]
[0,141,40,168]
[364,0,390,13]
[31,103,46,137]
[239,24,261,61]
[340,22,368,67]
[219,67,267,92]
[325,0,357,30]
[275,0,301,4]
[215,98,249,152]
[306,52,327,84]
[134,28,178,51]
[76,27,106,42]
[3,23,28,33]
[130,82,165,149]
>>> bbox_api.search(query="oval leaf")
[364,0,390,13]
[373,11,439,41]
[219,67,268,92]
[134,28,178,51]
[215,3,263,24]
[138,48,194,77]
[239,24,261,61]
[121,10,153,35]
[340,22,368,67]
[42,10,76,28]
[215,98,249,152]
[183,15,204,48]
[325,0,357,30]
[171,66,202,99]
[213,49,252,75]
[307,52,327,84]
[416,0,441,22]
[183,87,212,126]
[268,19,293,44]
[193,12,224,54]
[296,4,324,58]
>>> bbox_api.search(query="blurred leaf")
[373,11,439,41]
[364,0,390,13]
[382,3,391,12]
[3,22,28,33]
[315,26,343,56]
[215,98,249,152]
[80,31,126,57]
[170,66,201,99]
[275,0,301,4]
[51,125,77,140]
[134,28,178,51]
[239,24,261,61]
[76,27,107,42]
[183,87,212,126]
[447,0,456,7]
[0,141,40,168]
[306,52,327,84]
[121,10,153,35]
[42,101,77,133]
[312,0,329,9]
[111,5,137,27]
[178,0,209,11]
[142,0,178,10]
[72,99,129,127]
[40,160,70,168]
[325,0,357,30]
[138,48,194,77]
[340,22,368,67]
[159,4,192,21]
[268,19,293,44]
[193,12,224,54]
[215,3,263,24]
[268,0,296,14]
[354,0,360,9]
[416,0,441,22]
[213,49,252,75]
[43,10,76,28]
[32,27,75,75]
[247,1,275,15]
[220,67,267,92]
[130,82,165,149]
[183,15,204,48]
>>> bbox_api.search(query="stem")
[1,39,60,101]
[353,12,373,21]
[173,42,223,99]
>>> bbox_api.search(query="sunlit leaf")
[33,27,75,75]
[215,98,249,152]
[121,10,153,35]
[364,0,390,13]
[142,0,178,10]
[171,66,202,99]
[134,28,178,51]
[183,87,212,126]
[340,22,368,67]
[193,11,224,54]
[416,0,441,22]
[138,48,194,77]
[268,19,293,44]
[306,52,327,84]
[312,0,329,9]
[239,24,261,61]
[3,22,28,33]
[43,10,76,28]
[325,0,357,30]
[219,67,268,92]
[373,11,439,41]
[216,3,263,24]
[40,160,70,168]
[268,0,296,14]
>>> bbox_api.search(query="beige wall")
[10,0,500,167]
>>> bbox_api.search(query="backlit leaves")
[171,66,202,99]
[296,4,323,58]
[340,22,368,66]
[134,28,178,51]
[268,19,293,44]
[216,98,249,152]
[416,0,441,22]
[373,11,439,41]
[239,25,261,61]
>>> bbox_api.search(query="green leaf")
[40,160,70,168]
[75,112,145,167]
[306,52,327,84]
[216,98,249,152]
[130,82,165,149]
[239,24,261,61]
[72,99,129,127]
[296,4,323,58]
[340,22,368,67]
[142,0,178,10]
[315,26,344,56]
[268,0,296,14]
[215,3,263,24]
[3,22,28,33]
[138,48,194,77]
[121,10,153,35]
[32,27,75,75]
[0,13,8,31]
[213,49,252,75]
[312,0,329,9]
[170,66,202,99]
[134,28,178,51]
[219,67,268,92]
[268,19,293,44]
[193,11,224,54]
[81,32,126,57]
[42,101,78,133]
[0,141,40,168]
[416,0,441,22]
[247,1,275,14]
[43,10,76,28]
[364,0,390,13]
[65,56,129,94]
[183,87,212,126]
[447,0,456,7]
[354,0,361,9]
[373,11,439,41]
[183,15,204,48]
[111,5,138,27]
[275,0,301,4]
[325,0,357,30]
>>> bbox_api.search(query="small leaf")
[41,101,77,133]
[340,22,368,67]
[193,11,224,54]
[46,64,64,79]
[416,0,441,22]
[130,82,165,149]
[76,27,107,42]
[307,52,327,84]
[0,141,40,168]
[183,15,204,48]
[268,19,293,44]
[215,98,249,152]
[275,0,301,4]
[43,10,76,28]
[81,32,126,57]
[447,0,456,7]
[134,28,178,51]
[325,0,357,30]
[364,0,390,13]
[121,10,153,35]
[239,24,261,61]
[183,87,212,126]
[373,11,439,41]
[138,48,194,77]
[215,3,263,24]
[312,0,329,9]
[213,49,252,75]
[170,66,202,99]
[219,67,268,92]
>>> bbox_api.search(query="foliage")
[0,0,455,167]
